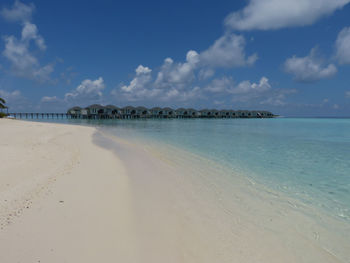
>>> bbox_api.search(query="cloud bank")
[225,0,350,31]
[335,27,350,64]
[284,48,337,83]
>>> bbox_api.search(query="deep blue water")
[31,117,350,220]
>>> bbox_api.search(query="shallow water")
[95,118,350,221]
[31,117,350,220]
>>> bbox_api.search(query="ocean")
[34,117,350,221]
[26,117,350,260]
[97,117,350,221]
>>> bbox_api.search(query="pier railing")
[9,113,70,119]
[8,112,274,120]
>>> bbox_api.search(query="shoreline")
[1,119,349,262]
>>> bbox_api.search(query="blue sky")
[0,0,350,116]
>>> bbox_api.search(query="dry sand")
[0,119,349,263]
[0,119,140,262]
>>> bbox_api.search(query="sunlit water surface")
[33,117,350,221]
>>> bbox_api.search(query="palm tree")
[0,97,6,109]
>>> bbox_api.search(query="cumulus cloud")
[198,68,215,80]
[121,65,152,93]
[115,33,256,103]
[155,51,199,90]
[230,77,271,95]
[225,0,350,31]
[112,61,204,103]
[65,77,105,104]
[1,0,35,23]
[284,48,337,83]
[21,22,46,50]
[41,96,59,103]
[335,27,350,64]
[200,34,257,68]
[205,77,235,93]
[204,76,296,106]
[2,34,52,82]
[233,77,296,106]
[164,86,202,102]
[1,1,52,82]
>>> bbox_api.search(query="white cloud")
[260,89,297,106]
[345,91,350,98]
[200,34,257,68]
[0,89,21,101]
[113,32,256,104]
[1,0,35,23]
[41,96,59,103]
[0,89,32,111]
[335,27,350,64]
[155,51,199,89]
[204,76,296,106]
[333,104,340,109]
[164,86,202,102]
[198,68,215,80]
[205,77,235,93]
[112,61,204,103]
[65,77,105,104]
[121,65,152,93]
[284,48,337,82]
[2,34,53,82]
[1,2,52,82]
[225,0,350,31]
[21,22,46,50]
[230,77,271,95]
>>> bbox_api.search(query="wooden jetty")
[8,105,276,120]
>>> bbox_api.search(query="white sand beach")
[0,119,349,263]
[0,119,140,262]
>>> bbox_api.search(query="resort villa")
[67,105,275,119]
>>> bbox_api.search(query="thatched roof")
[123,106,135,110]
[87,104,104,109]
[136,106,148,110]
[68,106,82,111]
[105,105,120,109]
[176,108,186,111]
[162,107,174,111]
[150,107,162,111]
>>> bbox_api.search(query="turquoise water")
[33,117,350,220]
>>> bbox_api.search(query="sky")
[0,0,350,117]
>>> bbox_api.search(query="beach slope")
[0,119,139,262]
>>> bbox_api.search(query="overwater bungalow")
[87,104,106,118]
[187,108,198,118]
[162,107,174,118]
[67,106,82,118]
[136,106,149,118]
[210,109,219,118]
[175,108,187,118]
[219,110,231,118]
[229,110,238,118]
[105,105,121,118]
[150,107,162,118]
[199,109,210,118]
[67,104,275,119]
[122,106,136,118]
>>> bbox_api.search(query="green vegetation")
[0,97,7,118]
